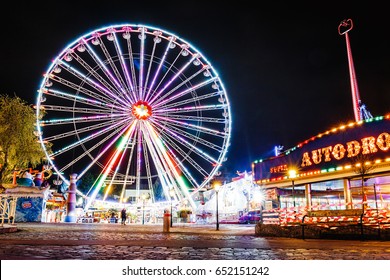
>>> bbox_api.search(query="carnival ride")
[35,24,232,212]
[338,19,373,122]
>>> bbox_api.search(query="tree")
[76,172,96,194]
[352,153,376,212]
[0,94,50,185]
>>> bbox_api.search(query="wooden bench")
[301,209,364,239]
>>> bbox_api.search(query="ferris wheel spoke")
[44,73,120,106]
[133,127,142,198]
[148,52,197,105]
[120,139,136,202]
[156,127,216,175]
[41,104,118,115]
[162,112,227,124]
[140,123,173,199]
[154,115,227,138]
[65,51,129,106]
[49,118,131,158]
[167,130,217,165]
[153,120,223,152]
[138,27,146,100]
[83,122,137,209]
[43,120,117,142]
[58,61,127,106]
[102,139,129,201]
[156,126,218,168]
[142,133,155,203]
[99,29,133,103]
[78,124,137,181]
[43,119,119,142]
[147,45,182,104]
[125,32,139,102]
[153,76,218,108]
[151,67,207,107]
[40,114,128,127]
[144,36,173,102]
[156,103,227,115]
[83,38,131,104]
[143,122,195,204]
[142,36,158,100]
[42,88,114,110]
[112,30,136,102]
[157,129,209,182]
[57,123,129,174]
[158,90,224,110]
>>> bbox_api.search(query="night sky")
[1,1,389,176]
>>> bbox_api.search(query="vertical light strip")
[84,121,136,210]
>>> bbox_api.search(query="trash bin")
[163,212,170,233]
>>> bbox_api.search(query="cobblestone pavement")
[1,222,390,260]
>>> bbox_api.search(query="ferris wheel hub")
[132,100,152,120]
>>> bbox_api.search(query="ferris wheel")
[35,24,231,210]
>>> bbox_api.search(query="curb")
[0,225,18,234]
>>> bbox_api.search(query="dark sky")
[1,1,389,175]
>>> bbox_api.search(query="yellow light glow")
[288,169,297,179]
[213,181,222,192]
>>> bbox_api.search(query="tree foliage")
[352,153,376,178]
[0,94,50,185]
[352,153,377,211]
[76,172,96,194]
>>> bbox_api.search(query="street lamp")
[169,188,175,227]
[141,193,147,225]
[214,181,221,231]
[288,169,297,207]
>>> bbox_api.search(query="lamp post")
[289,169,297,208]
[169,188,175,227]
[214,181,221,231]
[141,193,147,225]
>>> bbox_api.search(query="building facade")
[253,115,390,225]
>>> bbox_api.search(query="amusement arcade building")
[253,115,390,224]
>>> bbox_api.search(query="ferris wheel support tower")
[338,19,373,122]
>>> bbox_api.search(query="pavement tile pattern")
[1,223,390,260]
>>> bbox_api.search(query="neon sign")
[301,132,390,167]
[270,164,287,173]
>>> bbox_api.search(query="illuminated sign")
[253,118,390,181]
[301,132,389,167]
[270,164,287,173]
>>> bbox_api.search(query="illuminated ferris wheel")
[35,24,231,210]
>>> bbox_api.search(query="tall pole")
[338,19,373,122]
[170,200,173,227]
[292,180,296,207]
[169,188,175,227]
[373,184,380,237]
[142,199,145,225]
[216,190,219,231]
[339,19,361,122]
[213,181,221,231]
[289,169,297,208]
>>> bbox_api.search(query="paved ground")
[1,222,390,260]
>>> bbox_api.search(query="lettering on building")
[270,164,287,173]
[301,132,390,167]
